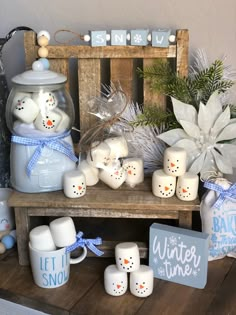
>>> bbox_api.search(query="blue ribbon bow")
[11,131,78,177]
[66,231,104,256]
[204,181,236,209]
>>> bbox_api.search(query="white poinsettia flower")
[158,92,236,179]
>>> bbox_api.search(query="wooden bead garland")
[37,30,50,58]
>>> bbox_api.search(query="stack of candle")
[152,147,199,201]
[63,135,144,198]
[104,242,154,297]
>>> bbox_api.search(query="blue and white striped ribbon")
[204,181,236,209]
[66,231,104,256]
[11,130,78,177]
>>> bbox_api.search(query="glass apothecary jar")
[5,61,77,193]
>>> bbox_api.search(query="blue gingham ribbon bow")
[66,231,104,256]
[204,181,236,209]
[11,131,78,177]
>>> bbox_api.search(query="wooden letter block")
[130,29,148,46]
[90,31,107,47]
[149,223,209,289]
[111,30,127,46]
[151,29,171,47]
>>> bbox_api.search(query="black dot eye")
[177,160,179,162]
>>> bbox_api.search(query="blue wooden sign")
[90,31,107,47]
[130,29,149,46]
[151,29,171,47]
[111,30,127,46]
[149,223,209,289]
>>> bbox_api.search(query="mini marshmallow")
[104,136,129,160]
[77,160,99,186]
[123,158,144,187]
[176,172,199,201]
[152,169,176,198]
[29,225,56,251]
[115,242,140,272]
[63,170,86,198]
[163,147,187,177]
[13,97,39,124]
[99,166,126,189]
[104,264,128,296]
[54,108,71,132]
[130,265,154,297]
[32,91,58,112]
[87,141,111,168]
[34,110,62,132]
[49,217,76,247]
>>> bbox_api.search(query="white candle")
[130,265,154,298]
[104,264,128,296]
[152,169,176,198]
[163,147,187,176]
[104,136,129,160]
[87,141,111,168]
[122,158,144,187]
[63,170,86,198]
[13,97,39,124]
[49,217,76,247]
[29,225,56,251]
[115,242,140,272]
[99,166,126,189]
[32,91,58,112]
[78,160,99,186]
[176,172,199,201]
[34,110,62,133]
[54,108,70,132]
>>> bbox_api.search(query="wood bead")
[38,46,49,58]
[37,36,49,47]
[0,243,6,254]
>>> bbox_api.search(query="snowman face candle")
[87,141,111,168]
[99,166,126,189]
[176,172,199,201]
[78,160,99,186]
[130,265,154,298]
[123,158,144,187]
[63,170,86,198]
[104,136,129,160]
[34,110,62,132]
[152,169,176,198]
[32,91,58,112]
[13,97,39,124]
[104,265,128,296]
[115,242,140,272]
[163,147,187,176]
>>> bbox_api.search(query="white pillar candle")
[122,158,144,187]
[104,264,128,296]
[63,170,86,198]
[176,172,199,201]
[12,92,31,108]
[87,141,111,168]
[78,160,99,186]
[29,225,56,251]
[13,97,39,124]
[34,110,62,133]
[99,166,126,189]
[49,217,76,247]
[115,242,140,272]
[152,169,176,198]
[130,265,154,298]
[104,136,129,160]
[32,91,58,112]
[163,147,187,176]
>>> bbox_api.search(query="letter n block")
[130,29,149,46]
[151,29,171,47]
[111,30,127,46]
[90,31,107,47]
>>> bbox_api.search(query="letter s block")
[90,31,107,47]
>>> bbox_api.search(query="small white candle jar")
[86,141,111,168]
[163,147,187,176]
[115,242,140,272]
[130,265,154,298]
[152,169,176,198]
[29,225,56,251]
[49,217,76,247]
[104,136,129,160]
[104,264,128,296]
[63,170,86,198]
[99,166,126,189]
[122,158,144,188]
[176,172,199,201]
[78,160,99,186]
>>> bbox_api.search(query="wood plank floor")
[0,249,236,315]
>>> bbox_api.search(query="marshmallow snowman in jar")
[5,31,77,193]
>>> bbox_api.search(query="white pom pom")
[126,33,131,41]
[147,34,152,42]
[37,30,50,41]
[83,34,91,42]
[169,35,176,43]
[106,34,111,41]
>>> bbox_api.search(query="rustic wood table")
[8,178,200,266]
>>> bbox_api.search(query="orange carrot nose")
[170,162,175,167]
[78,186,82,190]
[140,284,144,289]
[124,259,129,264]
[164,186,170,191]
[117,284,121,289]
[47,120,53,126]
[182,188,187,193]
[128,170,132,175]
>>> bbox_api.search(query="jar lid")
[12,60,67,85]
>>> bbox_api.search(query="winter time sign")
[149,223,209,289]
